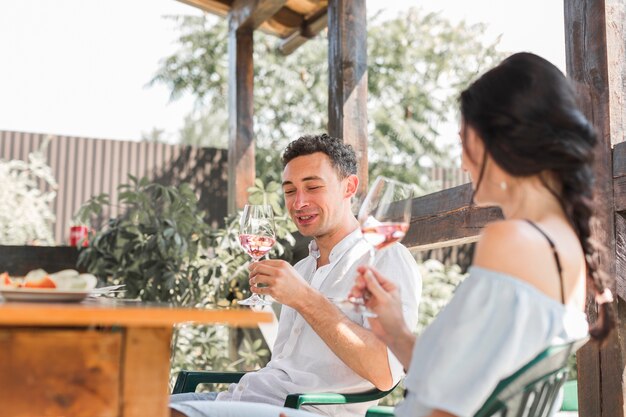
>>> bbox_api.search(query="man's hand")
[249,259,312,308]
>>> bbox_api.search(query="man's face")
[282,152,352,238]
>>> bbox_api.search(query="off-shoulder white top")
[395,266,589,417]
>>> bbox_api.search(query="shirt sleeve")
[373,243,421,384]
[396,267,576,417]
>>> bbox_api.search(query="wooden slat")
[565,0,625,415]
[0,328,121,417]
[176,0,231,17]
[227,25,255,213]
[327,0,369,196]
[285,0,320,15]
[613,142,626,212]
[278,9,327,55]
[229,0,287,31]
[402,184,503,250]
[121,327,172,417]
[614,142,626,178]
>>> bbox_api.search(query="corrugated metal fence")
[0,130,228,245]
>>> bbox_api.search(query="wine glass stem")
[367,247,376,266]
[250,256,262,291]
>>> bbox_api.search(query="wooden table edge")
[0,303,273,327]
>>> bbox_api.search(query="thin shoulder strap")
[524,220,565,304]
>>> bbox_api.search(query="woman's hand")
[349,265,409,346]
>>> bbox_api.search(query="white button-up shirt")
[216,229,421,417]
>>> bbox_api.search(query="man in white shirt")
[171,134,421,417]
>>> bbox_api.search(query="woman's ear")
[463,125,485,166]
[345,174,359,198]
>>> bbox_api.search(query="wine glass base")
[237,294,272,306]
[329,296,378,317]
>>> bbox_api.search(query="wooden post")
[227,23,254,214]
[565,0,626,415]
[327,0,369,195]
[226,0,288,213]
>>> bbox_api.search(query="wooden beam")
[327,0,369,196]
[176,0,230,17]
[230,0,287,31]
[565,0,626,415]
[270,5,304,29]
[278,10,328,55]
[403,184,502,250]
[227,24,255,213]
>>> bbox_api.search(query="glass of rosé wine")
[237,204,277,306]
[348,176,413,308]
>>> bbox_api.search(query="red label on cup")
[70,225,90,247]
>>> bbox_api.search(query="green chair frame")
[365,337,588,417]
[172,370,399,409]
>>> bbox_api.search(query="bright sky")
[0,0,564,142]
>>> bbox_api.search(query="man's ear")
[344,174,359,198]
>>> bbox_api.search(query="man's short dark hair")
[281,133,357,178]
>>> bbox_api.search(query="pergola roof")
[178,0,328,54]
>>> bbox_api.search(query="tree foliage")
[151,9,502,190]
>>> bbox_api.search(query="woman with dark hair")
[348,51,615,416]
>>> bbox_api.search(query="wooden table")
[0,298,272,417]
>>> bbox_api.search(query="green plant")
[74,175,212,304]
[415,259,467,334]
[197,179,297,307]
[0,138,57,245]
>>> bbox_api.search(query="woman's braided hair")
[460,52,614,342]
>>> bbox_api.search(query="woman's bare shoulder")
[474,220,557,284]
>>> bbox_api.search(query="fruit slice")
[23,275,57,289]
[1,272,12,286]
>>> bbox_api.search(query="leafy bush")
[415,259,467,334]
[75,175,213,304]
[0,139,57,245]
[75,176,296,307]
[74,176,295,385]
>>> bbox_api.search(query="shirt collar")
[307,227,363,263]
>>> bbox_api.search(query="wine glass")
[348,176,413,308]
[237,204,276,306]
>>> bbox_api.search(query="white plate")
[0,288,92,302]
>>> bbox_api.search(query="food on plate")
[0,269,97,290]
[50,270,97,290]
[23,275,57,289]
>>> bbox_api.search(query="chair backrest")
[473,337,588,417]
